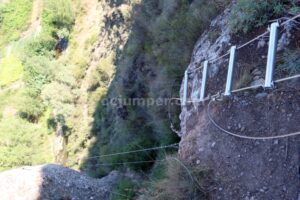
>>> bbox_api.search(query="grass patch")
[0,89,23,118]
[0,55,24,87]
[0,0,33,47]
[42,0,75,36]
[278,48,300,75]
[84,32,98,49]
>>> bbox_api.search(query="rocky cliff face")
[178,5,300,200]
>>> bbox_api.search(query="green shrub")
[22,36,56,57]
[229,0,285,33]
[23,56,52,97]
[0,117,51,171]
[112,178,138,200]
[290,5,300,15]
[88,68,110,91]
[42,82,75,105]
[50,61,76,87]
[17,94,45,122]
[137,156,210,200]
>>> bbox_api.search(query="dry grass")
[138,156,210,200]
[234,69,252,89]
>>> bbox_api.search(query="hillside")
[0,0,299,199]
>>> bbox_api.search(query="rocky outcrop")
[179,7,232,137]
[0,164,122,200]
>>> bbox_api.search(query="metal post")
[265,22,279,88]
[200,61,209,101]
[224,46,237,96]
[183,70,188,106]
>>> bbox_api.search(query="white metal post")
[224,46,237,96]
[183,70,188,106]
[265,22,279,88]
[200,61,209,101]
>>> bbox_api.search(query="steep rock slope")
[179,5,300,200]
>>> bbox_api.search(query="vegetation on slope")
[0,0,77,170]
[82,0,229,176]
[0,0,33,47]
[229,0,300,33]
[0,117,51,171]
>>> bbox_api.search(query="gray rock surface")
[0,164,122,200]
[179,7,232,137]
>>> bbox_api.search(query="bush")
[229,0,286,33]
[137,156,210,200]
[22,36,56,58]
[112,178,138,200]
[17,91,45,122]
[23,56,52,97]
[41,82,75,105]
[0,117,51,171]
[88,68,110,91]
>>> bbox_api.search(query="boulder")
[0,164,122,200]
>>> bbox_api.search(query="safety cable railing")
[169,71,300,140]
[176,14,300,140]
[182,14,300,106]
[67,143,179,166]
[82,143,179,160]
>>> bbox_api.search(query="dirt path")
[20,0,42,40]
[1,0,42,90]
[4,0,42,58]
